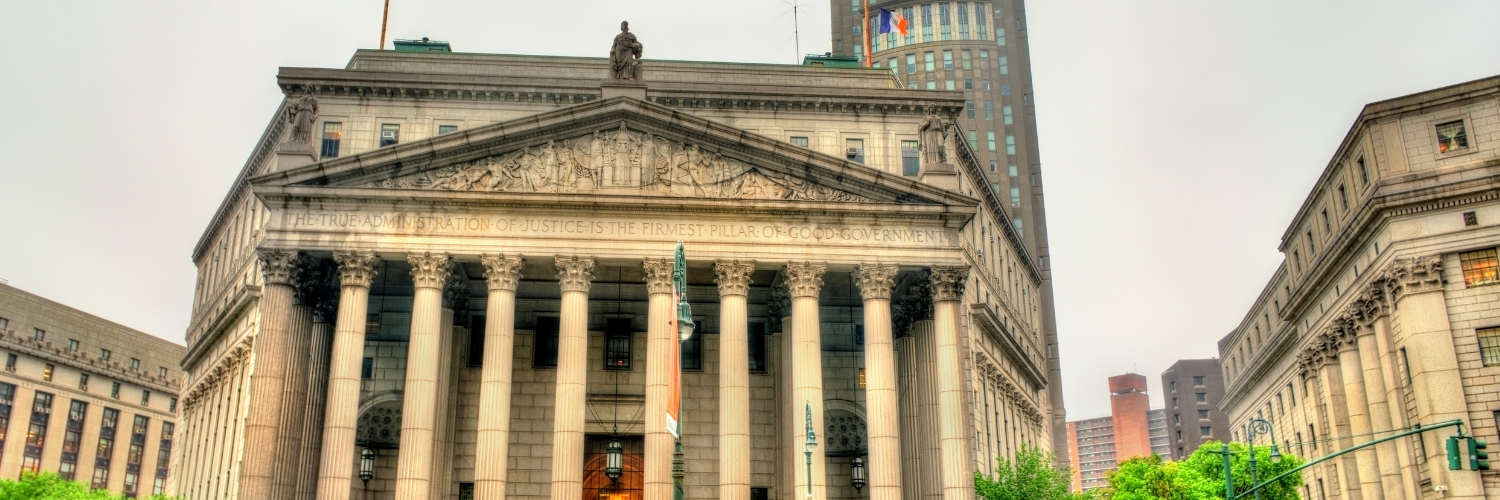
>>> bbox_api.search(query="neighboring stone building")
[827,0,1069,464]
[1218,75,1500,500]
[1159,359,1228,460]
[0,282,184,497]
[174,40,1059,500]
[1065,373,1168,491]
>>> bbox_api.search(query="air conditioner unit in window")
[382,131,397,139]
[846,148,861,158]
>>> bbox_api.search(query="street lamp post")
[1244,417,1282,500]
[805,401,817,499]
[672,242,693,500]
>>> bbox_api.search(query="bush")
[0,472,181,500]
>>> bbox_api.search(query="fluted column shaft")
[896,334,922,500]
[1337,339,1383,500]
[395,252,451,500]
[856,265,902,500]
[929,266,972,500]
[317,251,378,500]
[429,306,456,500]
[475,255,523,500]
[642,259,676,500]
[1370,314,1417,499]
[1314,361,1358,500]
[297,305,335,500]
[273,300,314,500]
[239,249,303,500]
[715,260,756,500]
[550,256,595,500]
[1355,323,1405,500]
[785,263,827,499]
[915,319,941,500]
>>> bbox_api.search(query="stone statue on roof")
[918,104,950,165]
[284,85,319,147]
[610,21,643,81]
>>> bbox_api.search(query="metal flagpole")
[378,0,391,50]
[863,0,872,67]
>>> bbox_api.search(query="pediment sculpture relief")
[368,123,872,202]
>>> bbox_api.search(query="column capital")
[259,249,305,286]
[854,264,899,301]
[1385,255,1444,301]
[480,254,525,292]
[556,256,596,294]
[1349,284,1389,327]
[783,262,826,299]
[408,252,452,290]
[295,260,338,308]
[643,258,675,295]
[927,266,970,303]
[1331,314,1359,352]
[714,260,756,298]
[333,250,380,288]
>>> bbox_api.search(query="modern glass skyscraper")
[830,0,1069,468]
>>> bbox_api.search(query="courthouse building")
[0,282,183,497]
[174,35,1061,500]
[1219,75,1500,500]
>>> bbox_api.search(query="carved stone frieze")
[333,250,380,289]
[714,260,756,298]
[556,256,596,294]
[783,263,826,299]
[258,249,305,287]
[408,252,452,290]
[643,258,675,295]
[443,267,470,310]
[928,266,970,303]
[480,254,525,292]
[366,122,872,203]
[854,264,899,301]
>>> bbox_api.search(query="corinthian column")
[784,262,827,499]
[1334,320,1383,500]
[274,285,315,500]
[239,249,304,500]
[715,260,756,500]
[317,250,378,500]
[855,264,902,500]
[475,255,523,500]
[1356,286,1412,500]
[395,252,451,500]
[928,266,972,500]
[642,258,676,500]
[297,293,337,500]
[550,256,595,500]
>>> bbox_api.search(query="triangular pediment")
[250,98,972,207]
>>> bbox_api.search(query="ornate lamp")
[850,456,867,492]
[606,437,625,482]
[358,448,375,486]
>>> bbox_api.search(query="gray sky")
[1,1,1497,419]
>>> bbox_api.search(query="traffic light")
[1448,437,1462,470]
[1471,438,1491,471]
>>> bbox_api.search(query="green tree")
[0,472,182,500]
[1102,442,1304,500]
[1178,441,1304,500]
[975,444,1095,500]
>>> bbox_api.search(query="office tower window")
[1195,392,1206,402]
[0,383,12,464]
[985,101,994,120]
[926,81,936,90]
[901,140,921,176]
[1001,83,1011,95]
[945,80,955,90]
[100,349,111,361]
[681,329,703,371]
[1437,120,1468,153]
[999,55,1009,74]
[905,54,916,75]
[965,78,973,90]
[93,408,119,489]
[60,400,86,480]
[168,398,177,414]
[902,7,916,44]
[1010,187,1020,208]
[846,138,865,164]
[968,130,976,145]
[0,317,6,331]
[1198,409,1209,419]
[887,57,897,73]
[989,161,997,173]
[996,27,1006,45]
[957,3,970,39]
[79,373,89,391]
[1358,156,1369,185]
[942,50,953,70]
[379,123,401,147]
[533,316,561,368]
[361,357,374,379]
[748,323,768,373]
[67,339,79,352]
[141,390,151,406]
[1193,376,1205,385]
[1006,135,1016,155]
[920,5,933,42]
[961,49,972,69]
[987,132,996,151]
[1200,426,1212,436]
[32,328,44,342]
[42,364,53,382]
[1009,164,1017,177]
[21,392,53,474]
[924,52,935,71]
[604,318,632,370]
[124,415,148,498]
[158,367,167,379]
[1003,105,1013,125]
[790,136,809,148]
[1461,249,1498,287]
[129,358,140,370]
[320,122,343,158]
[1478,328,1500,366]
[938,4,951,40]
[438,125,458,135]
[111,382,120,399]
[155,421,174,494]
[966,101,975,119]
[7,353,18,372]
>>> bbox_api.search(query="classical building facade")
[0,282,183,496]
[1065,374,1168,491]
[1159,358,1228,461]
[827,0,1067,463]
[174,42,1059,500]
[1219,75,1500,500]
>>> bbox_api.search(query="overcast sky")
[1,1,1497,419]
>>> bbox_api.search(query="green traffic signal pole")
[1231,419,1467,500]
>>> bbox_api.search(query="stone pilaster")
[855,264,902,500]
[550,256,595,500]
[475,255,522,500]
[927,265,972,500]
[714,260,756,500]
[784,262,827,500]
[395,251,451,500]
[317,250,377,500]
[239,249,304,500]
[642,258,676,500]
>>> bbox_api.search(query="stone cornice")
[0,330,181,394]
[192,102,287,263]
[181,334,254,411]
[974,351,1045,426]
[969,303,1046,390]
[183,285,260,370]
[952,126,1043,284]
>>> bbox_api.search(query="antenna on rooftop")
[379,0,392,50]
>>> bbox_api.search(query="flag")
[878,8,908,35]
[666,289,682,439]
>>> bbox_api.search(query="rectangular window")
[79,373,88,391]
[945,80,954,90]
[1006,135,1016,155]
[886,58,896,73]
[790,136,809,148]
[156,422,174,485]
[966,101,975,119]
[901,140,920,176]
[1321,209,1331,232]
[999,55,1010,74]
[846,138,865,164]
[965,79,973,90]
[748,323,768,373]
[91,467,109,490]
[906,54,916,75]
[681,330,703,371]
[1198,409,1209,419]
[100,349,111,361]
[1200,426,1212,436]
[141,390,151,406]
[1193,375,1204,385]
[1358,156,1369,185]
[32,328,44,342]
[957,3,970,39]
[379,123,401,147]
[168,398,177,414]
[438,124,458,135]
[903,7,916,44]
[1461,248,1498,287]
[939,4,952,40]
[23,392,52,469]
[976,4,988,39]
[1002,105,1013,125]
[1338,185,1349,210]
[942,50,953,70]
[1306,231,1316,254]
[42,364,52,382]
[320,122,343,158]
[1479,327,1500,366]
[129,358,140,370]
[1437,120,1468,153]
[1010,187,1020,207]
[984,101,994,120]
[1000,83,1010,95]
[968,130,976,145]
[986,132,996,151]
[360,357,374,379]
[961,49,972,69]
[995,27,1006,45]
[533,316,561,368]
[3,354,12,372]
[1195,392,1206,402]
[67,339,79,352]
[110,382,120,399]
[924,52,935,71]
[604,318,632,370]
